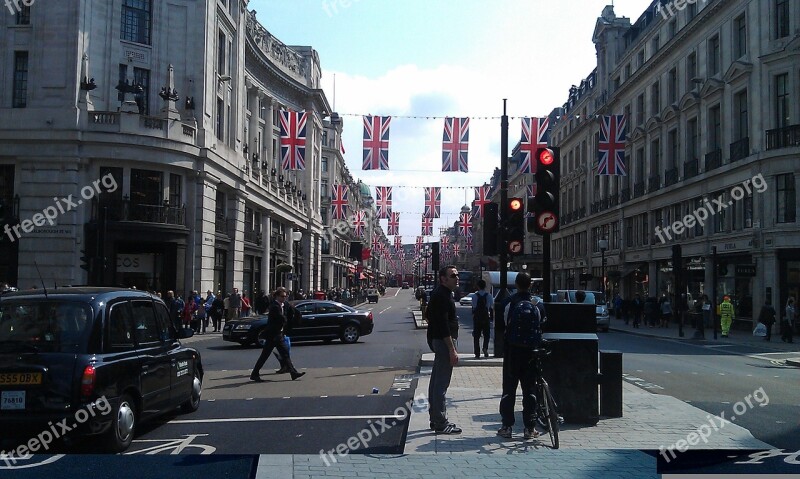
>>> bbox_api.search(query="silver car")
[555,290,610,332]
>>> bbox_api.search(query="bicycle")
[530,340,560,449]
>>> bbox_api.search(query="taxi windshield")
[0,301,92,353]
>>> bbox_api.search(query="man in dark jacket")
[250,287,305,381]
[758,298,777,341]
[254,290,270,315]
[426,265,462,434]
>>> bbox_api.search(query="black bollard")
[599,350,623,418]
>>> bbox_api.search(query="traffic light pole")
[542,233,551,301]
[494,99,509,359]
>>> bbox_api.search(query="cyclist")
[497,272,544,440]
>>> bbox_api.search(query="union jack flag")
[598,114,627,176]
[415,236,424,253]
[375,186,392,219]
[452,243,461,257]
[442,117,469,172]
[372,234,381,252]
[331,184,348,220]
[387,212,400,235]
[352,211,366,237]
[465,238,474,253]
[362,115,391,170]
[394,236,403,251]
[279,109,308,170]
[459,212,473,238]
[421,216,433,236]
[340,141,346,156]
[519,117,549,174]
[441,235,449,248]
[472,185,490,219]
[424,187,441,218]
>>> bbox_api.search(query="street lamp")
[598,238,608,297]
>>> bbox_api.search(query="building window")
[638,49,645,68]
[668,67,678,104]
[708,35,720,75]
[130,169,163,207]
[694,198,704,236]
[121,0,151,45]
[668,20,677,39]
[216,98,225,142]
[733,13,747,59]
[15,5,31,25]
[743,190,753,229]
[636,93,644,125]
[734,90,748,141]
[687,1,697,20]
[651,80,660,114]
[217,30,227,75]
[650,139,660,178]
[12,52,28,108]
[687,118,699,161]
[636,148,645,183]
[321,156,329,173]
[776,73,789,129]
[168,174,181,206]
[777,173,796,223]
[133,67,149,115]
[775,0,790,39]
[651,35,660,56]
[686,52,697,90]
[667,129,679,170]
[709,105,721,150]
[713,191,726,233]
[624,63,631,81]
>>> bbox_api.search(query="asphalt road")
[598,330,800,451]
[120,287,427,456]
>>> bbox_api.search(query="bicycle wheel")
[540,381,559,449]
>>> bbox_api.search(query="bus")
[455,271,477,300]
[481,271,544,300]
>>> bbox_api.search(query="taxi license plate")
[0,372,42,386]
[1,391,25,410]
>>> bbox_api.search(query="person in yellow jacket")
[719,295,735,337]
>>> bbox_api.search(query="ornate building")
[0,0,337,296]
[550,0,800,325]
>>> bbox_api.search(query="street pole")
[494,99,509,359]
[712,246,717,340]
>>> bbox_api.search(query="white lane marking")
[704,344,737,348]
[664,371,671,374]
[170,414,406,424]
[379,306,392,314]
[394,288,400,297]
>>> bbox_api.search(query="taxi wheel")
[181,370,202,413]
[106,393,136,452]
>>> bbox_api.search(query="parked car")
[366,289,379,303]
[0,288,203,452]
[554,290,610,332]
[223,300,374,346]
[459,293,476,306]
[401,282,410,289]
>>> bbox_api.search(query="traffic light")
[528,147,560,235]
[483,203,499,256]
[505,197,525,254]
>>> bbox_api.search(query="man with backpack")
[497,272,545,440]
[471,279,494,358]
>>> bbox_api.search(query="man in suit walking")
[250,287,305,382]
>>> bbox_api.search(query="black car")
[223,300,374,346]
[0,288,203,452]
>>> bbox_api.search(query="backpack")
[505,297,542,348]
[474,293,490,324]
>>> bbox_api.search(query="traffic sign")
[536,211,558,233]
[508,240,522,254]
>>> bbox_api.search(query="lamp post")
[599,238,608,297]
[420,244,432,287]
[290,230,303,293]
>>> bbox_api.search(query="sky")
[251,0,656,242]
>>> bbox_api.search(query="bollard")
[599,350,623,418]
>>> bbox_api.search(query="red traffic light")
[539,148,554,166]
[509,198,523,211]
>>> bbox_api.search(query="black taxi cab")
[0,288,203,452]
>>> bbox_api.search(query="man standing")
[757,298,777,341]
[254,290,270,315]
[426,265,462,434]
[250,287,305,381]
[719,295,734,338]
[228,288,242,320]
[471,279,493,358]
[497,272,543,440]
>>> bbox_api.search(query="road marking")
[691,372,698,375]
[718,373,726,375]
[169,414,406,424]
[394,289,400,297]
[282,397,290,399]
[320,395,328,398]
[664,371,671,374]
[704,344,736,348]
[246,398,254,401]
[379,306,392,314]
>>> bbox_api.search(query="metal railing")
[729,137,750,162]
[94,198,185,226]
[648,175,661,193]
[705,148,722,171]
[633,182,645,198]
[766,124,800,150]
[664,167,679,187]
[683,158,699,179]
